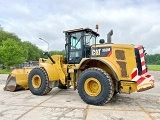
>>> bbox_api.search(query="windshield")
[85,33,96,46]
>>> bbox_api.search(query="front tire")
[77,68,114,105]
[28,67,52,95]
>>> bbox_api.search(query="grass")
[147,65,160,71]
[0,69,12,74]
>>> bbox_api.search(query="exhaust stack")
[107,30,113,43]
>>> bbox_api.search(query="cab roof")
[63,28,100,36]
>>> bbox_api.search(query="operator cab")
[64,28,99,64]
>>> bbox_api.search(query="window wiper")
[75,35,84,48]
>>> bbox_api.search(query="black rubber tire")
[58,82,67,89]
[113,91,118,96]
[28,67,51,95]
[44,87,52,95]
[77,68,114,105]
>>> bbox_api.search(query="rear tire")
[77,68,114,105]
[28,67,52,95]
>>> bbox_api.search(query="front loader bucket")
[4,74,25,91]
[4,67,33,92]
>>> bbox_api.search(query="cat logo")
[92,49,101,56]
[91,47,111,57]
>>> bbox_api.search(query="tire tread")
[77,67,114,105]
[28,67,52,95]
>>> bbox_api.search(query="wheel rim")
[84,78,101,96]
[32,75,42,89]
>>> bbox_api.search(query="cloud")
[0,0,160,54]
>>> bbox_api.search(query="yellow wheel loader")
[4,27,154,105]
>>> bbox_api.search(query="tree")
[49,50,65,56]
[146,54,160,65]
[22,41,43,61]
[0,29,21,45]
[156,54,160,61]
[156,60,160,65]
[0,39,26,67]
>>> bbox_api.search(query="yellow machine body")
[64,44,154,94]
[5,42,154,93]
[4,27,154,105]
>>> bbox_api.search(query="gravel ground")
[0,71,159,120]
[148,71,160,80]
[145,71,160,94]
[0,74,8,85]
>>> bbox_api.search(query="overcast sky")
[0,0,160,54]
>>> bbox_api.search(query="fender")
[39,63,60,81]
[77,58,119,81]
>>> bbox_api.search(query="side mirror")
[65,42,71,47]
[65,43,68,47]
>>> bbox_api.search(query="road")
[0,71,159,120]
